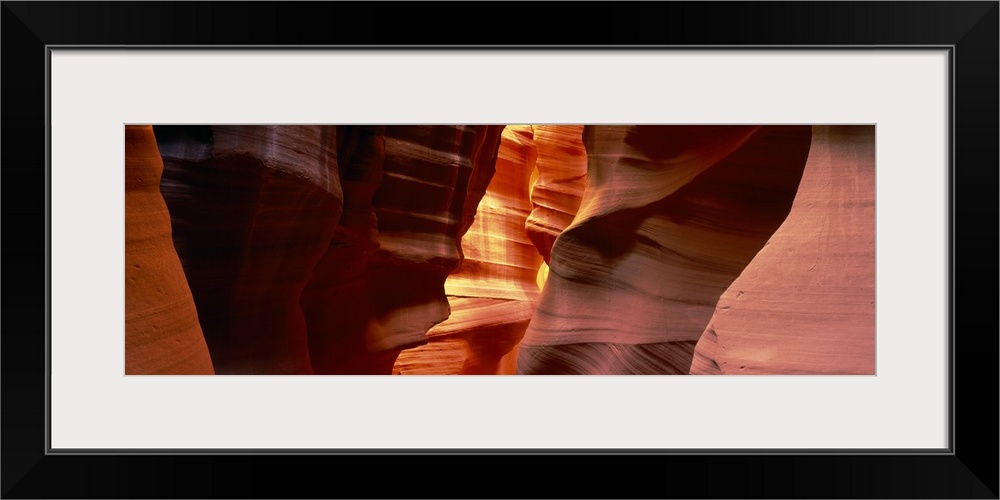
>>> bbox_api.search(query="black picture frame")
[3,2,997,498]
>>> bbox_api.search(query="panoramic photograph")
[125,124,875,375]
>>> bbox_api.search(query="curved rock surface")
[363,125,504,357]
[132,124,871,376]
[299,126,388,374]
[154,125,503,374]
[306,125,505,374]
[394,125,541,375]
[690,125,875,375]
[125,125,215,375]
[517,125,813,374]
[157,126,343,374]
[524,125,588,264]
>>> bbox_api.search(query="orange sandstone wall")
[128,124,872,376]
[394,125,542,375]
[525,125,588,264]
[124,125,214,374]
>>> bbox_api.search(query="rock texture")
[298,126,388,374]
[517,125,813,374]
[157,125,344,374]
[124,125,214,375]
[132,123,872,376]
[154,125,503,374]
[393,125,541,375]
[306,125,505,374]
[524,125,588,264]
[690,125,876,375]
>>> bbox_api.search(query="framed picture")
[3,2,996,498]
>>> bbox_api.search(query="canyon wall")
[154,125,503,374]
[393,125,543,375]
[124,125,215,375]
[524,125,588,264]
[127,124,873,375]
[517,126,813,374]
[298,125,386,373]
[690,125,876,374]
[304,125,505,374]
[157,125,344,374]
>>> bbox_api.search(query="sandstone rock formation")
[298,125,387,374]
[157,126,344,374]
[124,125,214,375]
[154,125,503,374]
[393,125,541,375]
[690,125,876,374]
[524,125,588,264]
[517,126,813,375]
[131,123,873,376]
[305,125,505,374]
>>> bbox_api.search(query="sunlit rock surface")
[125,125,215,375]
[157,125,343,374]
[690,125,876,375]
[524,125,588,264]
[394,125,541,374]
[130,124,873,376]
[517,125,813,374]
[307,125,505,374]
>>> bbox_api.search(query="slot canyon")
[124,124,875,375]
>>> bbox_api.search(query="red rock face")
[130,124,872,376]
[299,126,387,374]
[517,125,813,374]
[690,125,876,374]
[153,125,503,375]
[393,125,541,375]
[363,125,505,361]
[525,125,588,263]
[301,125,506,374]
[124,125,214,375]
[157,126,343,374]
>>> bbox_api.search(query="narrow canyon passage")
[123,124,875,375]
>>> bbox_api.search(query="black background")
[2,2,997,498]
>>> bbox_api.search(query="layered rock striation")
[517,126,813,374]
[130,123,873,376]
[393,125,542,375]
[524,125,588,264]
[154,125,503,374]
[125,125,215,375]
[305,125,505,374]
